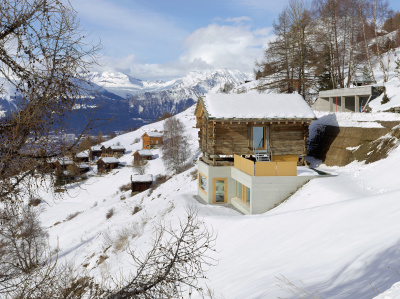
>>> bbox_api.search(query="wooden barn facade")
[196,93,315,165]
[90,145,126,160]
[131,174,153,193]
[133,149,153,163]
[195,93,317,215]
[142,132,163,149]
[96,157,120,173]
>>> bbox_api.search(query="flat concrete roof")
[319,86,373,98]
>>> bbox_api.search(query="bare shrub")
[0,206,49,274]
[276,275,323,299]
[106,208,115,220]
[132,206,142,215]
[132,159,148,175]
[148,175,170,194]
[66,211,82,221]
[28,197,42,207]
[133,137,140,144]
[190,169,198,181]
[119,183,131,193]
[176,160,195,174]
[106,209,216,298]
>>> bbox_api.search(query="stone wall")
[309,123,400,166]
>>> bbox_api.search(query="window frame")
[213,178,227,203]
[198,172,207,194]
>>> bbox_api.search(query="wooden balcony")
[233,155,297,176]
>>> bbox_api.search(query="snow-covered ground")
[34,104,400,298]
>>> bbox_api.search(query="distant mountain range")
[0,69,250,134]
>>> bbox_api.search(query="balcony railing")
[233,155,297,176]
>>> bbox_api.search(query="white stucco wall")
[198,160,317,214]
[197,160,234,204]
[231,167,313,214]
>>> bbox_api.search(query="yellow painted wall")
[272,155,298,162]
[276,162,297,176]
[255,162,276,176]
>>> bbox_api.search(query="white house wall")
[231,167,313,214]
[197,161,235,204]
[198,160,315,214]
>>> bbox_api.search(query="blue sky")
[69,0,400,81]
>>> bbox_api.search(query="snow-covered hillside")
[32,102,400,298]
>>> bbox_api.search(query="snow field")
[36,104,400,298]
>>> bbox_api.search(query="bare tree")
[0,206,102,298]
[132,158,148,175]
[0,0,103,297]
[107,209,216,299]
[0,0,101,205]
[161,116,191,172]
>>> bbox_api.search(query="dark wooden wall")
[198,121,308,157]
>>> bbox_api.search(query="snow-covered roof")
[76,151,89,158]
[56,157,74,165]
[143,132,163,138]
[77,163,89,168]
[110,145,126,150]
[131,174,153,183]
[98,157,119,164]
[91,146,103,151]
[199,93,316,120]
[135,149,153,156]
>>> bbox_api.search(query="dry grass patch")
[106,208,114,219]
[66,211,82,221]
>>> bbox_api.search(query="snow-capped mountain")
[84,69,250,132]
[87,71,181,99]
[1,69,250,133]
[87,69,249,101]
[126,69,249,119]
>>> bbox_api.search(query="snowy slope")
[32,103,400,298]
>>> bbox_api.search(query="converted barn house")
[142,132,163,149]
[90,145,126,160]
[195,93,317,214]
[96,157,120,173]
[90,146,103,160]
[133,149,153,162]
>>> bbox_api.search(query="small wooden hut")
[131,174,153,193]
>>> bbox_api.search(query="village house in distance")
[195,93,317,214]
[141,132,163,149]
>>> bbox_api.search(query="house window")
[235,180,250,206]
[199,173,207,194]
[246,186,251,205]
[156,140,158,144]
[253,127,265,149]
[236,181,243,199]
[213,178,227,203]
